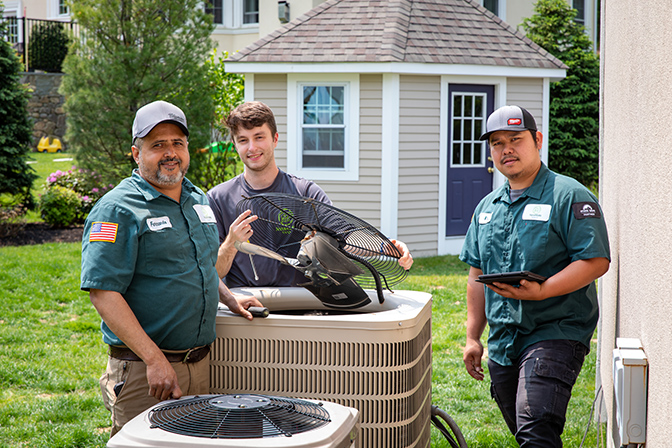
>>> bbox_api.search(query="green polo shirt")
[81,170,220,350]
[460,163,610,366]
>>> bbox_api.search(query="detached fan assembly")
[234,193,408,309]
[108,394,359,448]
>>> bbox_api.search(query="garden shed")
[225,0,566,256]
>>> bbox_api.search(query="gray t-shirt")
[207,170,331,288]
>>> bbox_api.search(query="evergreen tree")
[60,0,216,184]
[0,14,37,207]
[521,0,600,188]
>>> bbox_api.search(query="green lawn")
[0,248,605,447]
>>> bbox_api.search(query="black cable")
[431,405,468,448]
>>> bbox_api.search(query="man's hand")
[487,279,544,301]
[218,279,263,320]
[463,338,485,381]
[390,239,413,270]
[146,356,182,401]
[226,209,257,246]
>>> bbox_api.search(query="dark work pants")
[487,339,588,448]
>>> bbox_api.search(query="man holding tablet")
[459,105,610,447]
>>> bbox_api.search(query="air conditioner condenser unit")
[210,287,433,448]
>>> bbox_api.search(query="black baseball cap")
[479,105,537,141]
[132,100,189,141]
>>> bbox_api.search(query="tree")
[521,0,600,188]
[28,21,70,72]
[0,13,37,207]
[60,0,216,184]
[187,50,245,192]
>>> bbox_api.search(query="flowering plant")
[39,166,115,226]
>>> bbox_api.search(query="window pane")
[474,119,483,139]
[483,0,498,15]
[573,0,585,22]
[462,143,472,164]
[206,0,223,24]
[452,143,461,165]
[474,142,483,165]
[453,95,462,117]
[243,0,259,24]
[465,96,473,116]
[464,120,473,141]
[303,154,344,168]
[475,96,483,118]
[303,129,317,152]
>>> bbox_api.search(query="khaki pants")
[99,353,210,437]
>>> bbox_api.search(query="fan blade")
[300,232,365,277]
[234,241,293,266]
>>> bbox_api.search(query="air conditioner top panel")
[218,288,431,331]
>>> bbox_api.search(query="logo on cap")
[508,118,522,126]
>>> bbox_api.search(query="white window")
[206,0,259,28]
[48,0,71,19]
[450,93,487,168]
[287,74,360,182]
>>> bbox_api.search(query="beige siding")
[321,74,383,226]
[506,78,544,133]
[397,75,441,255]
[253,74,288,167]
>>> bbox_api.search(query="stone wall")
[20,72,67,150]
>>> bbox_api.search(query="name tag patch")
[478,213,493,224]
[522,204,552,222]
[572,202,601,219]
[193,204,217,223]
[147,216,172,231]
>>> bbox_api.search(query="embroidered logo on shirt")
[572,202,601,219]
[89,222,118,243]
[147,216,172,231]
[522,204,552,221]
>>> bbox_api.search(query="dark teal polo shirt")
[81,170,220,351]
[460,163,611,366]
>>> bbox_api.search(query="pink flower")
[92,188,99,193]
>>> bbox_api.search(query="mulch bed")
[0,222,84,247]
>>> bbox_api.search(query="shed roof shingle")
[229,0,565,70]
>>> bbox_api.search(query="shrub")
[28,21,70,72]
[39,185,81,227]
[39,167,114,226]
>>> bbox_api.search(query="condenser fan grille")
[148,394,331,439]
[236,193,408,289]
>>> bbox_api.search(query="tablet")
[476,271,547,285]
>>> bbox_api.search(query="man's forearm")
[215,238,237,278]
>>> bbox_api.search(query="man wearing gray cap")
[81,100,262,436]
[459,105,610,446]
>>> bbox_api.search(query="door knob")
[488,156,493,162]
[487,167,494,174]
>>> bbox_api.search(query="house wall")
[397,75,441,257]
[599,1,672,446]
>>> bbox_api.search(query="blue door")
[445,85,495,236]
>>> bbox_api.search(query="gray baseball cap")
[479,105,537,141]
[132,100,189,141]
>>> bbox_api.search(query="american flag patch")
[89,222,118,243]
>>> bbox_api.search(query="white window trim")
[479,0,506,22]
[48,0,71,20]
[207,0,259,31]
[287,73,360,182]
